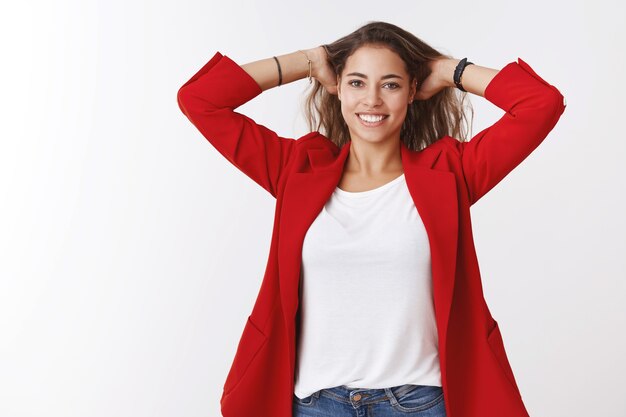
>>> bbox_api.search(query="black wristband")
[453,58,474,92]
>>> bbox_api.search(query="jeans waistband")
[309,384,442,405]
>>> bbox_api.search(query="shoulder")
[295,132,462,149]
[414,135,463,162]
[295,131,340,151]
[292,132,463,160]
[435,135,463,153]
[419,135,466,174]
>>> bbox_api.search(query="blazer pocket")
[223,315,268,395]
[486,320,520,393]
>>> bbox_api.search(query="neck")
[344,138,403,175]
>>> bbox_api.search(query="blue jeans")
[293,384,447,416]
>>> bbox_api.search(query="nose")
[362,86,382,107]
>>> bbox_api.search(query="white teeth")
[358,114,386,122]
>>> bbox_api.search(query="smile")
[356,113,389,127]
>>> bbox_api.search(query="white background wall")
[1,0,624,416]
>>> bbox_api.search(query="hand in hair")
[413,57,453,101]
[311,45,338,95]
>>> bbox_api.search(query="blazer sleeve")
[446,58,567,206]
[176,51,296,198]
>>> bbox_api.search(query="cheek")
[340,97,359,117]
[340,108,356,127]
[390,100,409,117]
[338,104,350,124]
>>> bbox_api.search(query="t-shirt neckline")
[334,173,405,198]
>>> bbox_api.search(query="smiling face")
[337,44,416,146]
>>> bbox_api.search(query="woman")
[177,21,566,417]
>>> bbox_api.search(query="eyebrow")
[345,72,404,80]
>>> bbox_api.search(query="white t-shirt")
[293,172,442,399]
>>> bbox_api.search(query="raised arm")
[435,58,500,97]
[439,57,567,206]
[239,47,325,91]
[176,47,324,198]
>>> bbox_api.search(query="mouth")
[356,113,389,127]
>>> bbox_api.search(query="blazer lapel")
[277,135,458,382]
[400,140,459,371]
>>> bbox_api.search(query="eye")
[348,80,400,89]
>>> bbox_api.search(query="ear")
[409,79,417,103]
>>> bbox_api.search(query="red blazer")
[177,51,566,417]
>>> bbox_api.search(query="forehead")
[343,45,407,74]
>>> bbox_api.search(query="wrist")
[436,58,460,88]
[304,46,326,78]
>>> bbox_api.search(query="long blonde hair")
[301,21,474,151]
